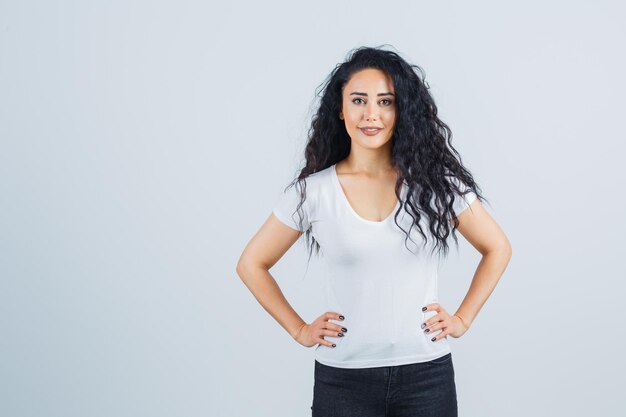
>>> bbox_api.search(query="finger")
[424,319,449,334]
[422,303,444,315]
[321,321,348,334]
[430,327,449,342]
[422,313,442,329]
[431,303,442,313]
[324,321,348,332]
[317,335,337,348]
[318,330,337,348]
[323,329,346,338]
[430,314,450,327]
[325,312,345,322]
[421,318,430,329]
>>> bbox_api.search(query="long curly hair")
[285,45,488,262]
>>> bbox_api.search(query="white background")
[1,1,624,416]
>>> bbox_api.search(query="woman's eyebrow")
[349,92,395,97]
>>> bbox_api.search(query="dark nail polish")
[425,329,430,333]
[339,315,345,320]
[341,327,348,332]
[431,337,436,342]
[421,323,426,329]
[332,344,336,347]
[338,333,344,337]
[422,307,427,312]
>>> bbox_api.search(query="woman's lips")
[360,127,382,136]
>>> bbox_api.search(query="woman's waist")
[315,331,450,367]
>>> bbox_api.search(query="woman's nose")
[364,103,379,121]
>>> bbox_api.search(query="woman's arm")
[236,214,343,349]
[236,213,308,339]
[451,199,513,327]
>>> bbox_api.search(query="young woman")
[236,46,512,417]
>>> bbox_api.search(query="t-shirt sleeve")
[272,182,311,232]
[448,176,478,217]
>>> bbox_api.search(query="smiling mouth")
[360,127,382,135]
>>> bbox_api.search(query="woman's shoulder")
[300,164,334,190]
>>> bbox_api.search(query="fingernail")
[425,329,430,333]
[338,333,344,337]
[421,323,426,329]
[341,327,348,332]
[332,344,336,347]
[339,315,345,320]
[431,337,436,342]
[422,307,427,312]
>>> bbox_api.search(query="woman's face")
[340,68,396,150]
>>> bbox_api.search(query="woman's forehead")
[345,69,394,93]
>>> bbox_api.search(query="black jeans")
[311,353,457,417]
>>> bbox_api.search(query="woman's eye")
[352,98,393,105]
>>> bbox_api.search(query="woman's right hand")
[294,312,347,348]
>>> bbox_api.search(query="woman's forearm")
[237,264,307,339]
[454,247,512,327]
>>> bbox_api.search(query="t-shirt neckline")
[331,163,402,225]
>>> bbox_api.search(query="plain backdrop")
[1,1,624,416]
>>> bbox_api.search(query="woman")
[236,46,512,417]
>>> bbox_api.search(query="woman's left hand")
[421,303,469,340]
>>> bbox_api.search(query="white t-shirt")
[272,163,477,369]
